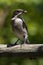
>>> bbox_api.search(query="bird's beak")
[24,10,27,13]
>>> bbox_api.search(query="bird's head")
[11,9,27,20]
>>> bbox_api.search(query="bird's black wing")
[21,18,28,33]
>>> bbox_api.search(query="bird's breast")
[14,18,23,26]
[11,18,28,40]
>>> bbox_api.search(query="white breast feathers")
[15,18,23,26]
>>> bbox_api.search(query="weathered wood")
[0,44,43,58]
[0,44,43,53]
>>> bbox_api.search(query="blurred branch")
[0,44,43,58]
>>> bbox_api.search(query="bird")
[7,9,30,47]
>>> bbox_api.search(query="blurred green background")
[0,0,43,65]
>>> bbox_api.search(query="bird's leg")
[7,39,19,47]
[14,39,20,45]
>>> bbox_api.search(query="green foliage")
[0,2,43,44]
[0,0,43,65]
[0,0,43,43]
